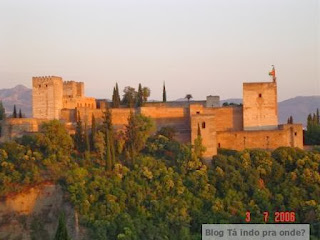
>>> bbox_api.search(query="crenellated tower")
[32,76,63,119]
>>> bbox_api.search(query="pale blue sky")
[0,0,319,101]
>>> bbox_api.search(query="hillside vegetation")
[0,113,319,239]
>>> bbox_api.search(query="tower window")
[218,143,221,148]
[259,93,262,98]
[202,122,206,129]
[295,132,297,136]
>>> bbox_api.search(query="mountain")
[278,96,320,126]
[0,85,32,117]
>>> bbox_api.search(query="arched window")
[202,122,206,129]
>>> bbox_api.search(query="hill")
[0,85,32,117]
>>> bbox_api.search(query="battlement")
[32,76,63,86]
[63,81,84,98]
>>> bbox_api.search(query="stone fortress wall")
[1,75,304,160]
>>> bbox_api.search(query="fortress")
[0,74,303,159]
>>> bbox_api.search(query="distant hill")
[0,85,32,117]
[278,96,320,126]
[0,85,319,126]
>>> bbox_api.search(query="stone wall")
[0,118,46,141]
[216,123,303,151]
[62,97,96,110]
[191,114,216,159]
[243,82,278,130]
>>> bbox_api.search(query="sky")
[0,0,319,101]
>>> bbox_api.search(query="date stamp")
[246,211,296,223]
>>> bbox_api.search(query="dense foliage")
[0,115,319,239]
[305,109,320,145]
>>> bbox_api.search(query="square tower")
[243,81,278,130]
[32,76,63,119]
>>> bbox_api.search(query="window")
[38,84,41,88]
[295,132,297,136]
[259,93,262,98]
[196,111,200,114]
[202,122,206,129]
[218,143,221,148]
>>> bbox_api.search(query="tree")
[13,105,17,118]
[124,113,154,164]
[112,83,121,108]
[103,107,116,170]
[74,112,85,153]
[163,82,167,102]
[136,84,143,107]
[0,101,5,120]
[116,83,121,106]
[54,213,71,240]
[185,94,193,102]
[287,116,293,124]
[122,86,137,108]
[37,120,73,157]
[90,114,96,151]
[19,109,23,118]
[84,122,90,153]
[142,87,150,103]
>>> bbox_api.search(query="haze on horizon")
[0,0,319,102]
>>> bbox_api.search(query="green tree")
[84,122,90,153]
[0,101,5,120]
[74,112,85,153]
[122,86,137,108]
[142,87,150,103]
[90,114,96,151]
[163,82,167,102]
[103,108,116,170]
[13,105,17,118]
[54,213,71,240]
[124,113,154,164]
[112,83,121,108]
[136,83,143,107]
[19,109,23,118]
[37,120,73,157]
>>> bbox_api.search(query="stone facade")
[243,82,278,130]
[1,76,304,160]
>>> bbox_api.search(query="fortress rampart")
[1,76,304,160]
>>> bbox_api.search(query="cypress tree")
[115,83,120,107]
[13,105,17,118]
[90,114,96,151]
[19,109,22,118]
[163,82,167,102]
[0,101,5,120]
[54,213,71,240]
[197,123,201,136]
[103,107,116,170]
[317,108,319,125]
[84,122,90,152]
[136,83,143,107]
[74,111,84,153]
